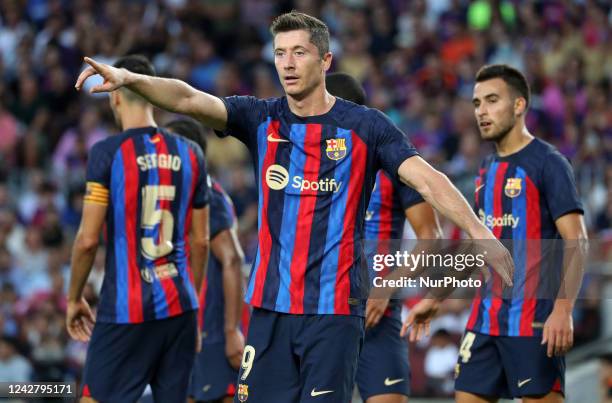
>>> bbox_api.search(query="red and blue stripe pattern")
[245,121,368,315]
[99,131,202,323]
[467,161,544,336]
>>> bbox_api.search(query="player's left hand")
[365,298,389,329]
[542,304,574,357]
[400,298,439,342]
[225,328,245,370]
[66,297,95,342]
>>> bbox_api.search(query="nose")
[476,103,487,118]
[283,53,295,70]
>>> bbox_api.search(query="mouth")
[479,121,493,129]
[284,76,299,85]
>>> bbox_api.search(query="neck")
[286,84,336,117]
[495,121,533,157]
[120,106,157,131]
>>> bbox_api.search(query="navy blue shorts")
[454,331,565,399]
[190,341,239,402]
[82,311,197,403]
[234,308,364,403]
[356,315,410,400]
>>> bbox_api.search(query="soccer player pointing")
[76,13,513,403]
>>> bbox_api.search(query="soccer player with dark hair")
[450,64,586,402]
[67,55,211,403]
[326,72,442,403]
[75,13,513,403]
[166,119,247,403]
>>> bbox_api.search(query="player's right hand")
[75,57,129,93]
[400,298,439,342]
[66,297,95,342]
[472,236,514,287]
[225,328,245,370]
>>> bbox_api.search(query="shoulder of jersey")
[92,130,133,153]
[529,138,562,162]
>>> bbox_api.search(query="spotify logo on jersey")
[266,164,289,190]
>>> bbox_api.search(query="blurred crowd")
[0,0,609,398]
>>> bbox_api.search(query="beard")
[481,112,516,143]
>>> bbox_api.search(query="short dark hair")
[113,55,156,103]
[166,119,207,155]
[270,11,329,58]
[325,72,366,105]
[113,55,156,76]
[475,64,530,107]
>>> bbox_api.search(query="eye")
[275,51,284,57]
[295,51,305,56]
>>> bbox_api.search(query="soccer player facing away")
[326,72,442,403]
[66,55,211,403]
[453,65,587,403]
[166,119,247,403]
[75,12,513,403]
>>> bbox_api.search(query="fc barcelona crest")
[237,384,249,402]
[326,138,347,160]
[504,178,522,198]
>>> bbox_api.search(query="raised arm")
[398,156,488,239]
[75,57,228,130]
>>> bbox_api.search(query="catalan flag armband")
[84,182,109,206]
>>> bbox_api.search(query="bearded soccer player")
[66,56,211,403]
[326,72,442,403]
[452,65,587,403]
[166,119,248,403]
[75,12,513,403]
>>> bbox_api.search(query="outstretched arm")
[75,57,228,130]
[398,157,487,239]
[397,156,514,286]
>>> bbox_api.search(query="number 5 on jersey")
[141,185,176,259]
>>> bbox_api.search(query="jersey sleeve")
[215,95,268,147]
[372,110,419,180]
[542,152,584,220]
[210,188,234,238]
[84,140,114,205]
[192,146,211,209]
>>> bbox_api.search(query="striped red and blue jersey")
[217,96,418,316]
[466,138,583,336]
[198,178,249,343]
[85,126,210,324]
[364,170,424,318]
[364,170,424,241]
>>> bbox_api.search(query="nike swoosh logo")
[475,184,485,193]
[267,134,289,143]
[384,378,404,386]
[518,378,532,387]
[310,388,334,397]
